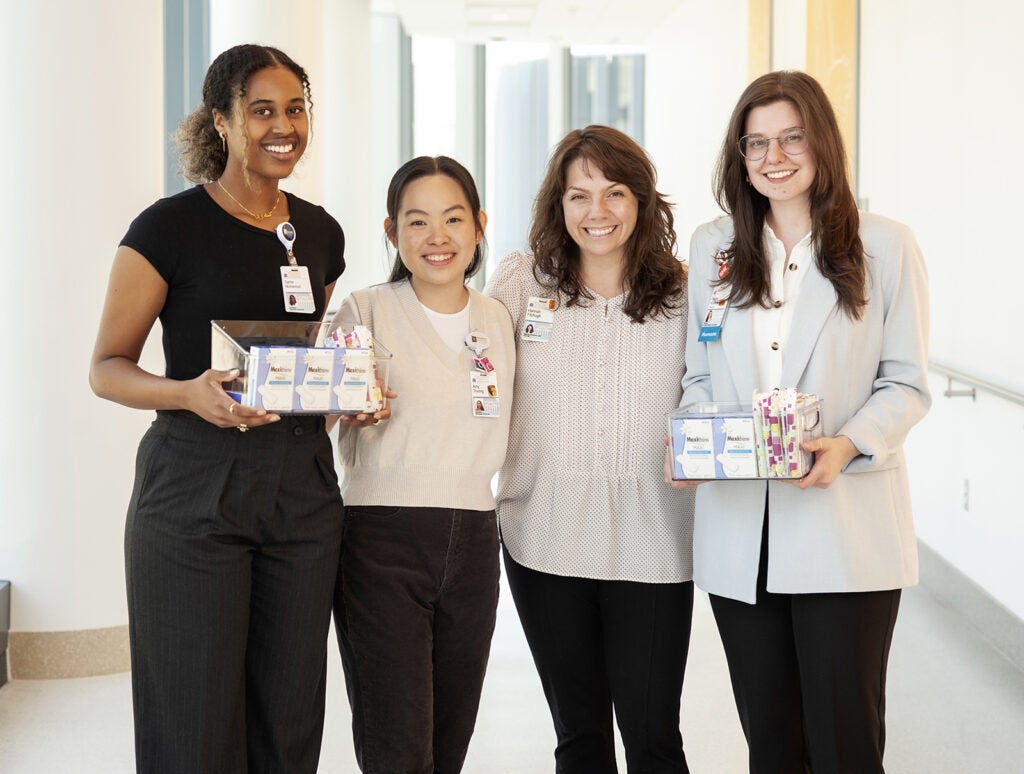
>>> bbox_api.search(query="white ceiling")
[373,0,687,45]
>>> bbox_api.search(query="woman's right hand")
[184,368,280,429]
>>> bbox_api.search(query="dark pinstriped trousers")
[125,410,344,774]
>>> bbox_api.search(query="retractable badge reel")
[276,222,298,266]
[276,222,315,314]
[466,331,500,417]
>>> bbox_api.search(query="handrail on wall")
[929,360,1024,407]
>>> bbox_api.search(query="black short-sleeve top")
[120,185,345,381]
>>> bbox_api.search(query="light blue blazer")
[682,212,930,603]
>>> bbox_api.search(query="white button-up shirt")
[751,226,813,392]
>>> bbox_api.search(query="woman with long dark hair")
[677,70,930,772]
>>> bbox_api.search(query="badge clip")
[465,331,490,356]
[276,222,298,266]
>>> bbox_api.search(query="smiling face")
[214,66,308,187]
[387,174,486,307]
[561,158,639,267]
[743,99,817,213]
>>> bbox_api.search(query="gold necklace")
[216,179,281,222]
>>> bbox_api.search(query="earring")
[220,132,227,152]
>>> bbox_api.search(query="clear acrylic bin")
[668,395,823,480]
[211,320,391,414]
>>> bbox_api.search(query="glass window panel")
[484,42,551,274]
[570,46,645,143]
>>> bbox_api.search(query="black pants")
[125,411,344,774]
[709,511,901,774]
[503,545,693,774]
[334,506,500,774]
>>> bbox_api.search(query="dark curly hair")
[174,44,313,183]
[529,125,684,324]
[713,70,867,319]
[385,156,487,283]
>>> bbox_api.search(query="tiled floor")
[1,573,1022,773]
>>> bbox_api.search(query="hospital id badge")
[698,284,731,342]
[281,265,315,314]
[470,371,500,418]
[522,296,556,341]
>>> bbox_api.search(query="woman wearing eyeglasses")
[674,71,930,772]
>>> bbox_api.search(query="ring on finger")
[228,403,236,415]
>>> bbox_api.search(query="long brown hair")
[530,125,684,323]
[713,71,867,319]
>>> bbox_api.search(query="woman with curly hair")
[487,125,695,773]
[90,44,348,773]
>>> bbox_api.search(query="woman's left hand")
[790,435,859,490]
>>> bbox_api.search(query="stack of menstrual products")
[668,388,823,480]
[210,320,391,414]
[752,388,821,478]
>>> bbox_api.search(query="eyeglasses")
[738,127,808,161]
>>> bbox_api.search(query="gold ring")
[372,419,382,426]
[228,403,236,415]
[238,423,248,433]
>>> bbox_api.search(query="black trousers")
[125,411,344,774]
[503,545,693,774]
[709,510,901,774]
[334,506,500,774]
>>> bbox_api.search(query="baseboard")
[8,625,130,680]
[918,540,1024,673]
[0,580,8,687]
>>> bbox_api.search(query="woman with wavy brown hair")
[487,125,695,773]
[677,70,929,773]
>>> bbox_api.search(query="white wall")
[860,0,1024,617]
[644,0,750,251]
[772,0,808,72]
[324,1,395,299]
[904,377,1024,617]
[365,13,409,290]
[860,0,1023,390]
[0,0,165,631]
